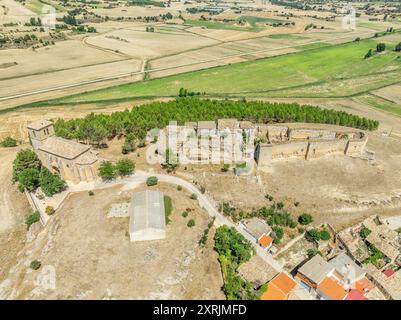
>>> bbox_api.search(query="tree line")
[53,97,379,149]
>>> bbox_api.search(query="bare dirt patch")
[1,183,224,299]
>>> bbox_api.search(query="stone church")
[27,119,99,184]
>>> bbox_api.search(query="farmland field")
[55,37,401,105]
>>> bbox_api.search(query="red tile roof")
[261,272,297,300]
[383,269,395,277]
[346,289,368,300]
[258,234,273,248]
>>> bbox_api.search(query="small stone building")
[27,119,99,184]
[129,190,166,242]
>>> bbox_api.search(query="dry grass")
[0,183,224,299]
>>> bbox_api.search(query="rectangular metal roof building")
[129,190,166,242]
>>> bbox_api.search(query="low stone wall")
[289,128,337,141]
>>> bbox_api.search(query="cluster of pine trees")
[53,98,379,148]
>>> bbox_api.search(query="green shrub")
[182,211,188,218]
[146,176,158,186]
[45,206,55,215]
[98,161,117,181]
[190,193,198,200]
[360,227,371,239]
[88,190,94,196]
[307,248,322,259]
[306,229,321,242]
[200,186,206,194]
[30,260,41,270]
[177,185,182,191]
[187,219,195,227]
[1,136,17,147]
[25,211,40,230]
[115,159,135,176]
[272,226,284,244]
[298,213,313,225]
[297,227,305,234]
[221,164,230,172]
[319,230,331,241]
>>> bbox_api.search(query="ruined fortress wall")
[289,128,337,140]
[255,124,269,141]
[306,139,348,159]
[270,141,309,161]
[266,125,289,142]
[345,133,368,156]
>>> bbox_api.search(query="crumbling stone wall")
[256,126,368,167]
[306,139,348,159]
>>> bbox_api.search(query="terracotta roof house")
[317,276,347,300]
[258,234,273,250]
[261,272,297,300]
[28,120,99,184]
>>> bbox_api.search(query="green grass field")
[238,16,288,26]
[355,94,401,117]
[56,38,401,104]
[268,33,307,40]
[184,19,261,32]
[25,0,66,14]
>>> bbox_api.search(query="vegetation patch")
[30,260,42,270]
[12,149,66,195]
[146,176,158,186]
[214,226,256,300]
[164,195,172,224]
[98,159,135,181]
[25,211,40,230]
[1,136,17,147]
